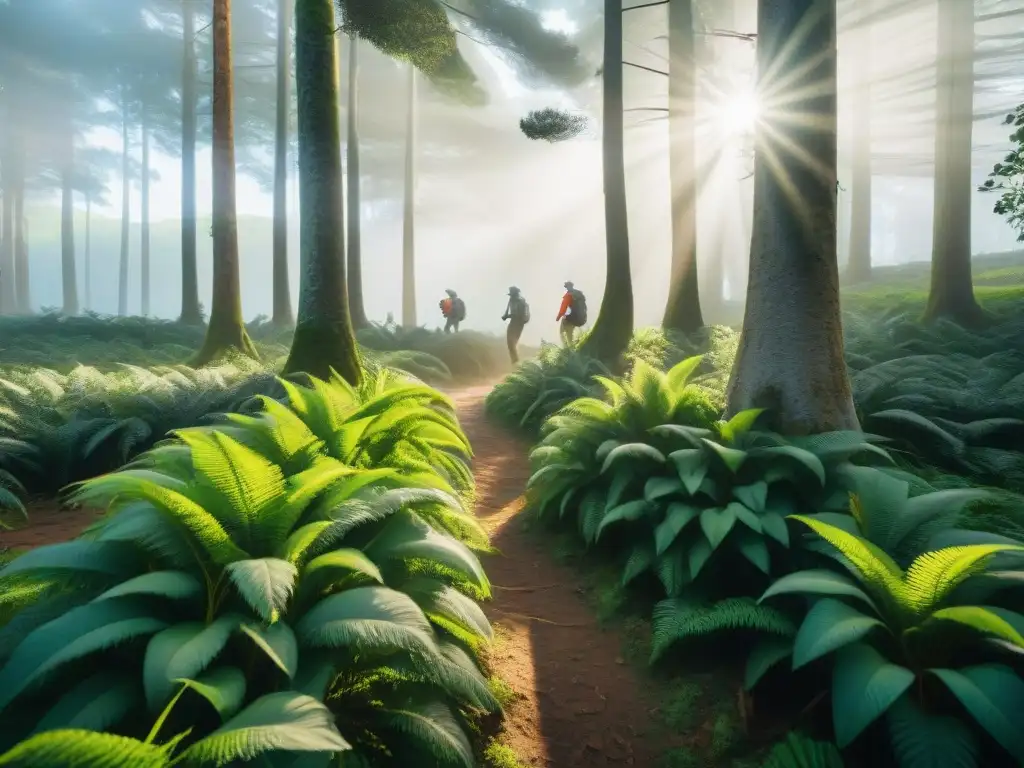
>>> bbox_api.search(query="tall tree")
[60,102,78,315]
[272,0,295,328]
[179,0,203,325]
[924,0,984,325]
[578,0,634,364]
[13,157,28,313]
[283,0,361,383]
[725,0,858,433]
[661,0,703,333]
[401,63,417,329]
[845,3,873,284]
[0,123,16,314]
[140,99,151,316]
[117,84,130,317]
[194,0,259,364]
[346,33,369,329]
[84,191,92,311]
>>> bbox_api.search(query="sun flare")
[721,90,760,135]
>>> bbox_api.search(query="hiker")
[439,289,466,333]
[555,281,587,346]
[501,286,531,364]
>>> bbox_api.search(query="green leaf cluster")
[0,372,495,767]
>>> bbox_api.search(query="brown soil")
[451,386,679,767]
[0,499,102,551]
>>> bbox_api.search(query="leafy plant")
[759,732,844,768]
[0,374,497,767]
[756,516,1024,767]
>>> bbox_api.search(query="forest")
[2,0,1024,766]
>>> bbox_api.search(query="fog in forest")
[3,0,1024,346]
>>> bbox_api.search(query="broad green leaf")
[732,503,763,533]
[760,569,878,613]
[700,439,747,473]
[668,449,709,495]
[832,644,914,748]
[760,512,790,547]
[180,692,350,763]
[93,571,202,604]
[929,606,1024,648]
[732,482,768,513]
[143,615,242,712]
[654,502,701,555]
[239,622,299,679]
[0,540,142,580]
[718,409,764,442]
[736,530,771,574]
[295,586,435,655]
[597,500,652,539]
[700,505,738,550]
[644,476,684,503]
[750,445,826,486]
[688,535,714,579]
[886,693,979,768]
[178,666,247,719]
[300,549,384,601]
[793,599,884,669]
[600,443,666,474]
[932,665,1024,760]
[226,558,298,623]
[31,672,139,735]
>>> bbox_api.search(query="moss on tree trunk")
[283,0,361,385]
[662,0,704,334]
[194,0,259,367]
[179,0,203,326]
[579,0,634,365]
[923,0,986,327]
[272,0,295,329]
[725,0,859,435]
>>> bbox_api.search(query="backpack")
[509,296,530,324]
[520,300,531,324]
[567,289,587,326]
[452,297,467,321]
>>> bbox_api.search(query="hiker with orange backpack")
[439,289,466,333]
[555,281,587,346]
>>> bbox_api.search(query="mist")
[2,0,1024,346]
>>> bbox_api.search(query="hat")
[563,281,574,290]
[445,289,456,297]
[508,286,520,295]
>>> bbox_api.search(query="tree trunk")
[725,0,858,434]
[845,4,873,284]
[180,0,203,325]
[0,139,14,314]
[924,0,984,326]
[85,192,92,311]
[61,114,79,315]
[194,0,259,365]
[13,169,28,314]
[272,0,295,328]
[118,87,130,317]
[346,33,369,330]
[141,101,151,316]
[283,0,361,384]
[578,0,634,365]
[662,0,703,334]
[401,63,417,329]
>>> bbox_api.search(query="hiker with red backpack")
[555,281,587,346]
[439,289,466,333]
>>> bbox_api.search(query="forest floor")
[451,386,692,768]
[0,384,741,768]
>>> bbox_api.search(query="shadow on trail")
[451,386,676,767]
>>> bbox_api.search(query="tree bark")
[141,100,151,316]
[578,0,634,365]
[725,0,858,434]
[13,166,28,314]
[180,0,203,325]
[283,0,361,384]
[272,0,295,328]
[118,86,130,317]
[845,4,873,284]
[85,192,92,311]
[346,33,369,330]
[662,0,703,334]
[401,63,417,329]
[61,111,79,315]
[0,134,14,315]
[924,0,984,326]
[194,0,259,365]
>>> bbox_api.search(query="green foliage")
[756,515,1024,766]
[519,108,589,142]
[980,102,1024,241]
[0,373,496,767]
[759,732,844,768]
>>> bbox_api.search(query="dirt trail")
[451,386,673,767]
